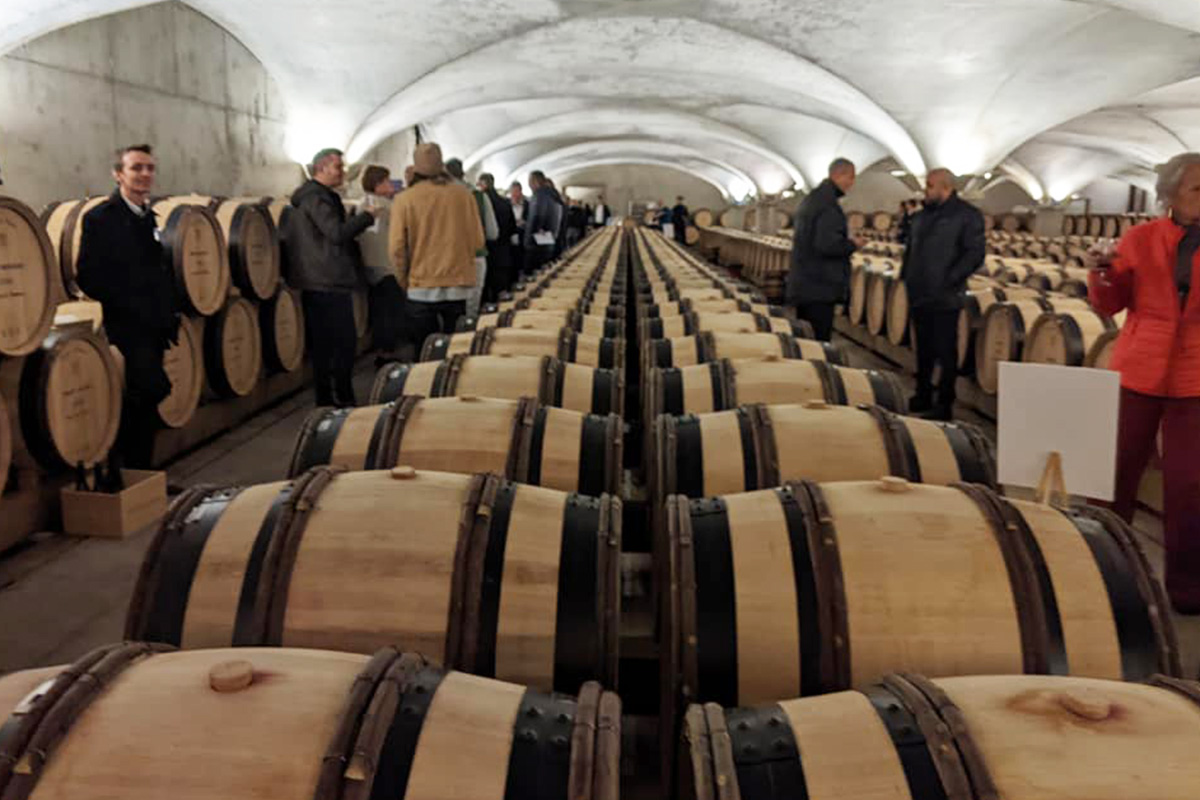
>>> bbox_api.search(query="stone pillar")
[1030,207,1066,238]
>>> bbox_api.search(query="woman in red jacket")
[1090,152,1200,614]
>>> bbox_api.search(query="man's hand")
[851,235,867,250]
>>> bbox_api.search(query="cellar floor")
[0,339,1196,682]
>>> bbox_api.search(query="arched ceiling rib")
[9,0,1200,201]
[552,158,736,200]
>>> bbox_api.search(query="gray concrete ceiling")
[6,0,1200,199]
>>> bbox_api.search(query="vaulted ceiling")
[6,0,1200,200]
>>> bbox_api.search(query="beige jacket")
[388,179,484,289]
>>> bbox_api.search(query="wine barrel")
[871,211,892,232]
[639,298,784,319]
[150,197,230,316]
[685,226,700,245]
[1086,328,1120,369]
[644,332,843,369]
[0,196,58,356]
[0,328,122,471]
[204,296,262,398]
[645,357,907,418]
[665,479,1178,714]
[976,296,1089,393]
[259,287,305,374]
[464,309,621,339]
[288,396,623,495]
[213,197,281,300]
[652,402,994,503]
[1062,215,1076,235]
[885,276,910,345]
[369,354,622,415]
[352,288,369,340]
[127,467,620,690]
[0,645,620,800]
[847,211,866,231]
[1087,215,1104,237]
[421,328,623,369]
[864,271,895,336]
[1024,309,1118,367]
[680,673,1197,800]
[1102,214,1120,239]
[639,312,811,341]
[41,196,106,299]
[110,316,204,429]
[693,208,714,228]
[1000,213,1024,233]
[846,263,871,326]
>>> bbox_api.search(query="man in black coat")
[477,172,517,300]
[902,168,986,420]
[76,144,181,472]
[288,147,381,407]
[524,171,563,275]
[785,158,864,341]
[671,196,690,244]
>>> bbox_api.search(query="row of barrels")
[1062,212,1154,238]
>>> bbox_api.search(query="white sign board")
[996,362,1120,501]
[662,223,675,240]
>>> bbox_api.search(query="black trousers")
[369,276,406,353]
[912,307,960,407]
[524,244,555,278]
[113,338,171,469]
[405,299,466,353]
[302,290,357,407]
[795,302,836,342]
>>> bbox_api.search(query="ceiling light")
[890,169,907,177]
[781,190,795,199]
[983,172,993,180]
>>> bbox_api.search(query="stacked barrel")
[633,226,1185,797]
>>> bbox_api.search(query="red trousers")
[1113,388,1200,609]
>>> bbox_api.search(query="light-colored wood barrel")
[644,332,843,369]
[214,197,281,301]
[680,673,1198,800]
[1085,328,1120,369]
[871,211,892,231]
[645,357,907,419]
[369,354,622,415]
[421,327,623,369]
[0,328,122,470]
[693,209,715,228]
[0,196,59,356]
[41,196,106,299]
[653,403,994,504]
[468,310,620,339]
[847,263,869,325]
[259,287,306,374]
[289,396,623,496]
[127,468,620,691]
[865,272,894,336]
[847,212,866,231]
[203,296,262,398]
[976,297,1089,393]
[685,226,701,245]
[0,646,620,800]
[110,316,204,429]
[1024,309,1117,367]
[151,196,230,316]
[352,288,369,340]
[885,276,910,345]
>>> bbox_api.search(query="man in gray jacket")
[288,147,380,406]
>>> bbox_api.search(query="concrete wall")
[1075,177,1133,214]
[0,1,296,211]
[556,164,725,218]
[841,171,916,214]
[349,127,420,199]
[977,180,1037,215]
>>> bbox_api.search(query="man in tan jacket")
[389,142,485,349]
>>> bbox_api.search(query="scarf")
[1176,223,1200,309]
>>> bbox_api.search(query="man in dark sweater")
[76,144,180,471]
[785,158,864,340]
[902,168,986,419]
[288,147,381,406]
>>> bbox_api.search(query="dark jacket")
[484,187,517,269]
[786,179,856,305]
[901,193,985,310]
[672,203,689,226]
[287,179,374,292]
[76,189,179,350]
[524,185,564,249]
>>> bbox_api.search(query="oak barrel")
[692,209,714,228]
[0,328,122,470]
[644,357,906,418]
[1086,328,1120,369]
[109,316,204,429]
[41,196,106,299]
[644,331,843,369]
[369,354,622,415]
[463,309,622,339]
[652,402,993,503]
[0,196,58,356]
[127,468,620,690]
[0,645,620,800]
[1024,308,1117,367]
[638,298,785,319]
[289,396,623,495]
[204,296,263,398]
[975,296,1089,393]
[151,197,230,316]
[214,197,282,300]
[680,673,1198,800]
[864,271,894,336]
[885,275,910,346]
[639,312,811,341]
[352,288,369,340]
[259,287,306,374]
[421,327,624,369]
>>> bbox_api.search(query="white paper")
[996,362,1120,500]
[662,223,675,239]
[533,231,556,246]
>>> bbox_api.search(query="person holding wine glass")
[1089,151,1200,614]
